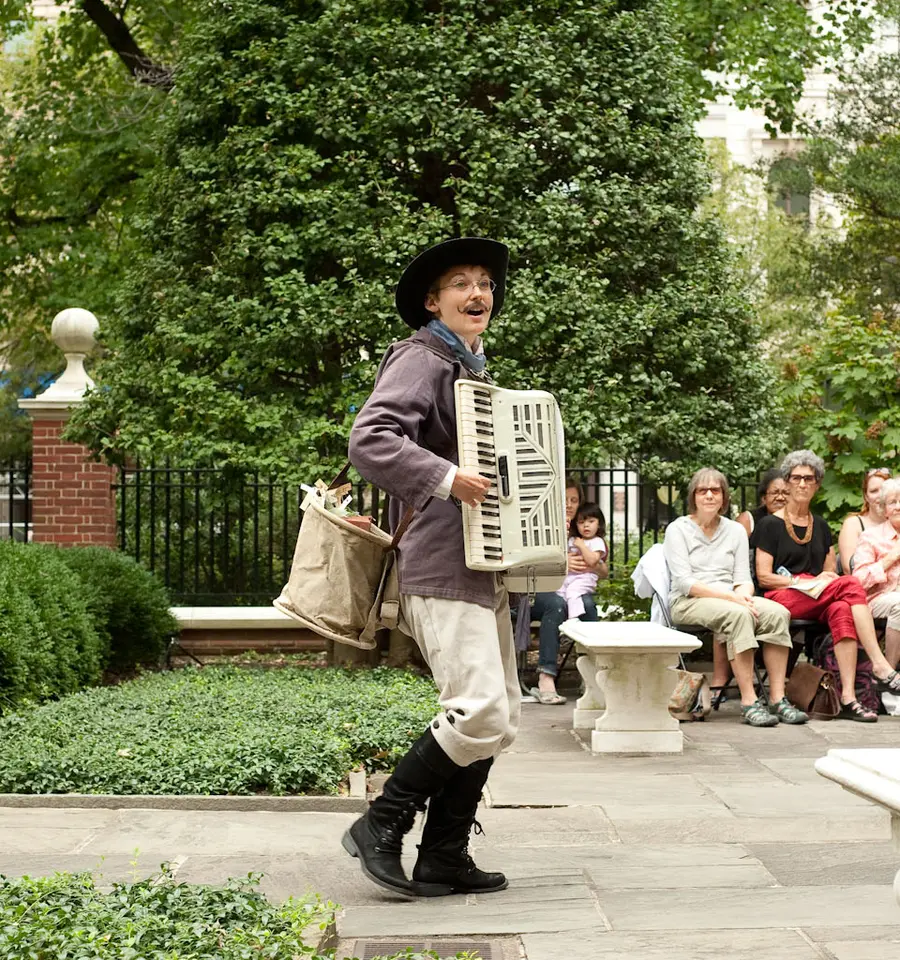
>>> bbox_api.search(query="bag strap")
[328,461,418,549]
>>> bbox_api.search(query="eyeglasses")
[788,474,817,485]
[439,279,496,295]
[697,486,723,496]
[765,489,787,498]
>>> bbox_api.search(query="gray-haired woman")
[664,468,807,727]
[752,450,900,722]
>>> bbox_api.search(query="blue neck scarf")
[426,318,488,376]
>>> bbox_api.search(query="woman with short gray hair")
[752,450,900,722]
[665,467,806,727]
[852,477,900,673]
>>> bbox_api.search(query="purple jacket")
[348,328,496,608]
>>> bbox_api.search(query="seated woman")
[838,467,891,574]
[751,450,900,722]
[664,467,807,728]
[701,467,789,699]
[852,476,900,672]
[737,468,788,537]
[529,479,607,705]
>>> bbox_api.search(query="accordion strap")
[329,461,416,549]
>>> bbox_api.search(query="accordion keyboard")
[455,380,566,577]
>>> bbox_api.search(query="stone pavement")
[2,698,900,959]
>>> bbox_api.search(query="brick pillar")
[19,309,116,548]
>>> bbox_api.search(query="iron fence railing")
[114,462,761,605]
[0,459,32,542]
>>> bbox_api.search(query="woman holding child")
[664,467,807,727]
[751,450,900,722]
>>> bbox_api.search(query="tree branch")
[79,0,174,89]
[5,172,141,229]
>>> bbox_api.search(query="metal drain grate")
[354,938,496,959]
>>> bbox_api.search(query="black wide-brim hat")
[395,237,509,330]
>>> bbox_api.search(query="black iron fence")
[0,460,31,542]
[114,462,761,605]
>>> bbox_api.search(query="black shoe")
[342,804,418,897]
[838,699,878,722]
[875,670,900,694]
[412,757,508,896]
[343,728,461,897]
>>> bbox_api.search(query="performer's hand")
[452,468,492,507]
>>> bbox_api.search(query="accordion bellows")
[455,380,567,593]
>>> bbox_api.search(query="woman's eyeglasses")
[697,486,723,496]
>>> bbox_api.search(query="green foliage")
[0,541,103,712]
[671,0,885,134]
[0,665,439,794]
[778,309,900,524]
[0,4,188,458]
[595,557,652,623]
[56,546,178,673]
[0,870,339,960]
[800,48,900,321]
[65,0,781,483]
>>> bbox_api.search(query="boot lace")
[374,800,421,856]
[458,819,485,872]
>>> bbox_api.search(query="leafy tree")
[0,2,189,459]
[65,0,784,482]
[672,0,884,134]
[779,309,900,521]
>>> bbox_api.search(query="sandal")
[875,670,900,694]
[838,699,877,723]
[770,697,808,725]
[529,686,567,705]
[740,699,778,727]
[709,686,729,710]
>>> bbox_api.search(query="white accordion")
[454,380,567,593]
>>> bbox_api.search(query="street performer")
[343,237,517,898]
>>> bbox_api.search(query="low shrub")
[57,546,177,672]
[0,666,439,795]
[0,870,332,960]
[0,541,103,712]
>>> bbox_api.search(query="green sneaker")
[741,699,778,727]
[770,697,809,725]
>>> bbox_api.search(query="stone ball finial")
[51,308,99,355]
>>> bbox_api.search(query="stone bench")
[169,606,323,656]
[559,620,702,755]
[815,749,900,912]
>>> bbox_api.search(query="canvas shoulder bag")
[273,463,415,650]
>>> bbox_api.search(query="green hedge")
[0,666,440,795]
[0,541,103,712]
[57,546,177,673]
[0,542,176,712]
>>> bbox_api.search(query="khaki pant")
[399,582,520,767]
[671,595,792,661]
[869,591,900,631]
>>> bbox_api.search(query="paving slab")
[490,844,777,889]
[598,884,900,931]
[521,928,822,960]
[824,941,900,959]
[748,842,899,887]
[610,810,892,844]
[76,809,356,857]
[339,872,602,937]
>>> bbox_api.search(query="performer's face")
[424,264,494,346]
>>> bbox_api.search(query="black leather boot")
[412,757,508,895]
[342,727,460,897]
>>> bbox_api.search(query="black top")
[750,512,833,576]
[751,505,769,525]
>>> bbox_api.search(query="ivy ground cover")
[0,666,438,795]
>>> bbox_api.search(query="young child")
[557,503,607,619]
